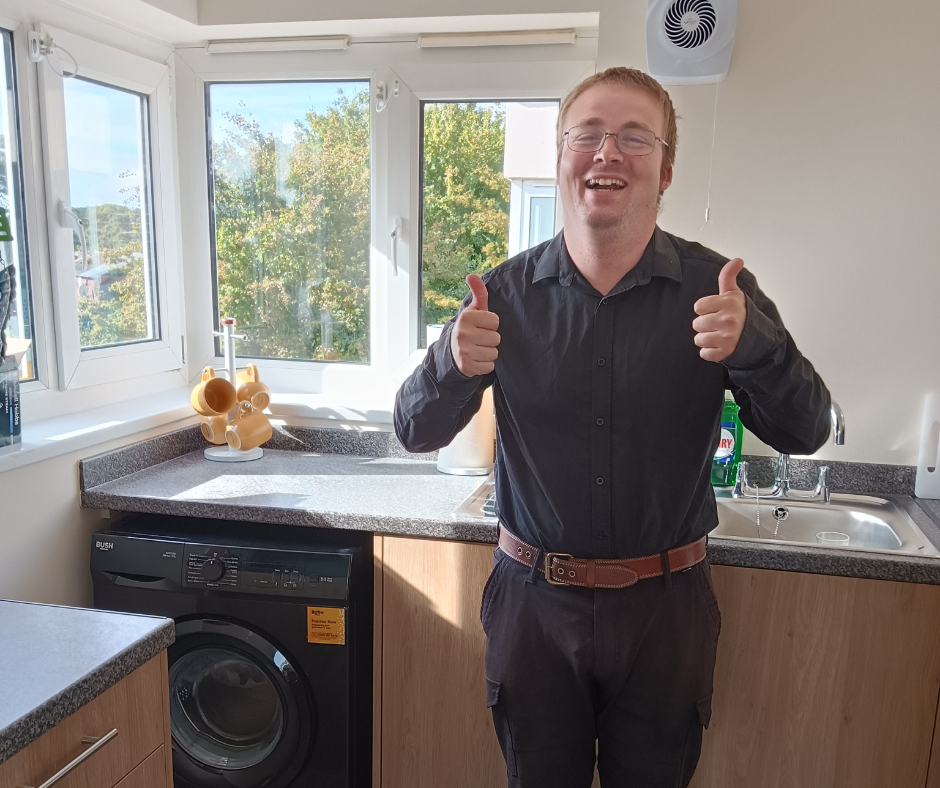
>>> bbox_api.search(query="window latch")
[59,202,89,271]
[390,216,402,276]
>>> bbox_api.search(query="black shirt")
[395,227,831,559]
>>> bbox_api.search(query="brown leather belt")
[498,526,706,589]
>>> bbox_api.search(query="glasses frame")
[563,125,670,156]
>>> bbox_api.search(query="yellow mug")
[225,401,273,451]
[191,367,236,417]
[200,414,229,445]
[236,363,271,411]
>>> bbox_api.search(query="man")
[395,67,830,787]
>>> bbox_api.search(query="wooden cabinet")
[375,536,505,788]
[0,652,173,788]
[692,566,940,788]
[374,537,940,788]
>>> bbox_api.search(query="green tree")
[421,103,510,331]
[213,88,370,362]
[75,194,151,347]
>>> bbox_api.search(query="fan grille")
[664,0,717,49]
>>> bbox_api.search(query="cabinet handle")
[16,728,118,788]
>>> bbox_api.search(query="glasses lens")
[567,126,606,152]
[617,128,656,155]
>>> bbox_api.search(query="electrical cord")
[46,44,78,78]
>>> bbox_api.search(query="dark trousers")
[481,548,721,787]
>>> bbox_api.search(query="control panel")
[186,549,239,587]
[182,543,352,599]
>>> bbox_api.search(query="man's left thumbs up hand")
[692,258,747,363]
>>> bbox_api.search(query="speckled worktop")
[79,426,940,585]
[0,600,174,765]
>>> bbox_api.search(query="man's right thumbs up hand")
[450,274,500,377]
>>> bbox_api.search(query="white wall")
[0,423,190,607]
[596,0,940,464]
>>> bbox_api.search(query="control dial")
[200,558,226,583]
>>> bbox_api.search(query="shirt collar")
[532,226,683,291]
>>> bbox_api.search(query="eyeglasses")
[563,125,669,156]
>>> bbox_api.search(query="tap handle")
[815,466,831,502]
[732,461,750,498]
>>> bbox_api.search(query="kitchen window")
[419,100,558,346]
[206,80,371,363]
[37,26,183,390]
[173,39,592,395]
[64,77,159,349]
[0,26,35,382]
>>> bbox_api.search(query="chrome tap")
[733,400,844,502]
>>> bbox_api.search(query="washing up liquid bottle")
[712,398,744,487]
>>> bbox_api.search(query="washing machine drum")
[168,618,314,788]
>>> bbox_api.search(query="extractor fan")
[646,0,737,84]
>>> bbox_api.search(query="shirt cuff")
[424,321,479,386]
[722,294,785,370]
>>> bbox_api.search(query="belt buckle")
[544,552,574,585]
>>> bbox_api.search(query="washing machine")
[91,514,372,788]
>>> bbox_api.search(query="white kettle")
[427,324,496,476]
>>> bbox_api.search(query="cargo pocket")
[486,678,518,777]
[677,696,712,787]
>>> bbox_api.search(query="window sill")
[0,376,409,474]
[0,388,198,475]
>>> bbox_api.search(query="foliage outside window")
[63,77,159,349]
[421,103,510,341]
[0,29,36,380]
[420,101,557,345]
[208,81,370,363]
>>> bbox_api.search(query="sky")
[209,80,369,144]
[64,77,146,209]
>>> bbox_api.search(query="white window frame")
[173,41,596,399]
[508,180,558,259]
[0,19,52,392]
[36,24,183,391]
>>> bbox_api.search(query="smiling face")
[558,82,673,234]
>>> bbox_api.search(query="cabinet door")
[691,566,940,788]
[113,745,167,788]
[380,537,505,788]
[0,654,168,788]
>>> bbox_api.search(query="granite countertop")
[83,448,498,543]
[79,427,940,586]
[0,600,174,765]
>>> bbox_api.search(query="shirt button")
[597,532,606,541]
[597,358,606,366]
[596,417,605,426]
[596,476,604,485]
[600,297,608,305]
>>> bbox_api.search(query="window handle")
[390,216,402,276]
[59,202,88,271]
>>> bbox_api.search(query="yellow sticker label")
[307,606,346,645]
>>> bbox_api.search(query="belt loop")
[526,548,543,585]
[660,550,673,590]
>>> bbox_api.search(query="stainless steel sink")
[713,493,940,557]
[455,478,940,559]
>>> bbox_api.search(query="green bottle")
[712,398,744,487]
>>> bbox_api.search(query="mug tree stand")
[203,319,265,464]
[205,444,264,462]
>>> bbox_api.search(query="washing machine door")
[168,618,314,788]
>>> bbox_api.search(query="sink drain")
[771,506,789,521]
